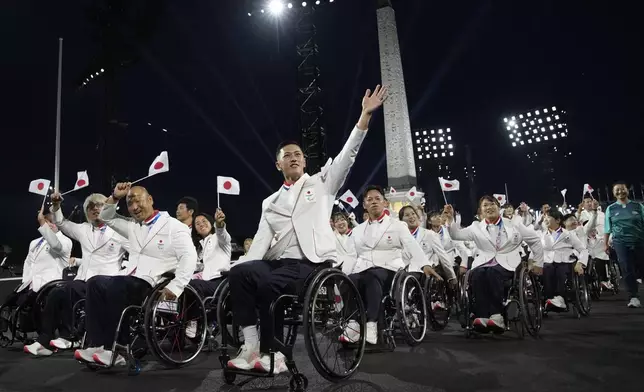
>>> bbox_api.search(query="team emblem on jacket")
[109,242,115,251]
[421,242,428,250]
[304,189,316,203]
[386,235,392,244]
[157,239,165,250]
[511,233,520,244]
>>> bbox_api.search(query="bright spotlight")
[302,1,307,6]
[268,0,284,15]
[100,68,105,72]
[316,0,320,4]
[288,2,293,8]
[512,142,517,147]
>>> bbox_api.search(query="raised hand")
[37,206,47,226]
[112,182,131,200]
[51,192,63,209]
[443,204,455,222]
[214,208,226,228]
[362,84,389,114]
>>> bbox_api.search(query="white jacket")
[541,228,588,266]
[100,205,197,297]
[53,208,129,280]
[18,226,72,292]
[199,228,232,281]
[411,227,456,280]
[448,217,544,272]
[344,214,426,274]
[334,230,356,271]
[244,127,366,264]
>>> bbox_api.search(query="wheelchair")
[0,280,67,347]
[422,267,457,331]
[218,262,367,392]
[202,274,239,352]
[82,272,208,375]
[542,262,591,319]
[460,261,543,339]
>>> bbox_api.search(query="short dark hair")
[428,210,442,220]
[275,140,302,159]
[612,181,628,189]
[331,211,349,222]
[177,197,198,214]
[502,203,514,209]
[562,213,577,222]
[548,210,564,226]
[362,185,386,199]
[398,205,418,221]
[478,195,500,208]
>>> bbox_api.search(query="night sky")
[1,0,643,263]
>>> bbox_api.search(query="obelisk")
[376,0,423,212]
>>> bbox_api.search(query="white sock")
[242,326,259,347]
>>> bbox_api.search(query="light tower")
[377,0,423,212]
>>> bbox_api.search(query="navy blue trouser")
[349,268,395,322]
[228,259,316,353]
[85,276,151,348]
[37,279,87,346]
[470,265,514,318]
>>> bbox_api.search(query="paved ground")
[0,294,643,392]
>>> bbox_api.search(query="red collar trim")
[485,216,502,225]
[144,210,160,224]
[369,211,387,224]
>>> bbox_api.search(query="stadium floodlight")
[268,0,285,15]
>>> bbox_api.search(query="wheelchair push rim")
[518,267,542,338]
[303,268,366,383]
[396,273,427,345]
[424,275,451,331]
[143,284,208,367]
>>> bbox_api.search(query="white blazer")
[199,227,232,281]
[100,205,198,297]
[18,226,73,292]
[53,208,129,281]
[412,227,456,280]
[541,228,589,266]
[344,214,427,275]
[334,230,356,271]
[430,226,469,265]
[244,126,366,264]
[579,211,608,260]
[448,217,544,272]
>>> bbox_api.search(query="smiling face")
[613,183,628,201]
[86,201,104,223]
[480,199,501,222]
[564,216,578,231]
[194,215,212,238]
[333,215,349,234]
[401,207,419,230]
[276,144,306,181]
[126,186,154,223]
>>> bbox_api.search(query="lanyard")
[553,228,563,242]
[486,218,504,251]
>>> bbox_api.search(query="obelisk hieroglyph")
[377,0,423,211]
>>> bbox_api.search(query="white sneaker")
[186,320,197,339]
[227,344,260,370]
[628,298,641,308]
[92,349,126,366]
[487,314,505,331]
[637,279,643,284]
[74,346,104,363]
[431,301,446,311]
[365,321,378,345]
[253,352,288,374]
[24,342,53,356]
[50,338,76,350]
[338,320,360,344]
[554,295,567,309]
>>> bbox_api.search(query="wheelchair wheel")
[71,299,86,341]
[457,272,471,329]
[588,265,601,301]
[396,274,427,345]
[572,273,591,316]
[303,268,366,382]
[215,281,242,349]
[143,285,207,367]
[518,267,542,338]
[608,260,620,294]
[424,275,451,331]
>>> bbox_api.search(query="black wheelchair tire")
[302,268,366,382]
[215,281,242,349]
[424,275,451,331]
[518,267,542,338]
[573,273,591,316]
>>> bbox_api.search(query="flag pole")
[217,191,220,209]
[504,183,509,203]
[441,189,448,205]
[129,174,153,185]
[54,38,63,192]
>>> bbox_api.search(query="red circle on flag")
[444,183,453,188]
[497,196,503,200]
[223,181,232,190]
[154,162,164,170]
[77,179,86,187]
[410,192,416,197]
[346,197,354,203]
[37,182,44,190]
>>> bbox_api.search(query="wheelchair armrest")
[220,270,230,278]
[161,271,176,280]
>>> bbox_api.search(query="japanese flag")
[217,176,240,195]
[493,194,507,205]
[339,189,359,208]
[74,171,89,190]
[561,189,567,198]
[29,179,51,196]
[583,183,594,195]
[406,186,419,202]
[389,187,396,194]
[439,177,460,192]
[148,151,169,177]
